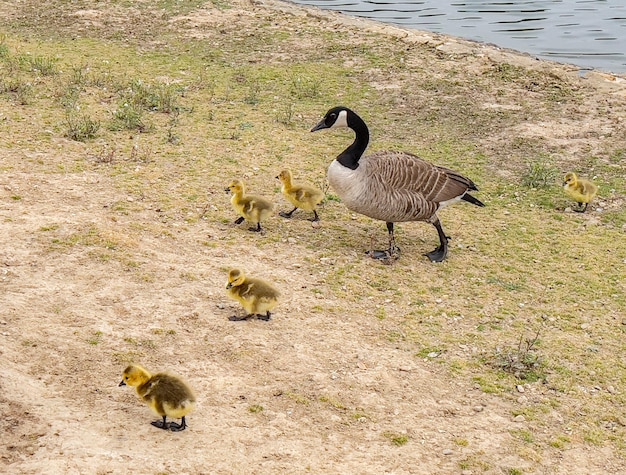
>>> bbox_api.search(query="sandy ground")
[1,1,625,474]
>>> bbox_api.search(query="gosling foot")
[228,314,252,322]
[168,418,187,432]
[256,312,272,321]
[151,417,170,431]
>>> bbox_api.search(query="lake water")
[288,0,626,73]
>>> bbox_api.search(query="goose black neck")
[337,111,369,170]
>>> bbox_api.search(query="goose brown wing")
[366,151,474,205]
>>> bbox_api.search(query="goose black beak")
[310,119,328,132]
[118,380,126,387]
[226,282,232,289]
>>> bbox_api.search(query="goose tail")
[462,193,485,207]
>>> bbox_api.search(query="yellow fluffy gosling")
[226,268,280,321]
[563,172,597,213]
[225,179,274,232]
[119,363,196,431]
[276,169,325,222]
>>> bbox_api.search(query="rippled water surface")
[288,0,626,73]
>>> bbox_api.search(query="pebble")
[461,471,473,475]
[442,449,453,456]
[517,396,528,404]
[513,415,525,422]
[287,237,297,244]
[607,386,616,394]
[473,406,484,413]
[311,221,321,228]
[581,323,590,330]
[516,385,525,393]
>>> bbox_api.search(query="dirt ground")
[1,1,625,474]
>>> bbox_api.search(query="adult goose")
[311,106,484,262]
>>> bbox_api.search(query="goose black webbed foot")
[366,246,401,262]
[248,223,263,232]
[424,244,448,262]
[309,211,320,222]
[234,217,245,225]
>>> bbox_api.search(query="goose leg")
[367,222,400,260]
[248,223,262,232]
[310,210,320,222]
[279,207,297,219]
[424,218,449,262]
[234,216,245,225]
[168,416,187,432]
[151,415,170,430]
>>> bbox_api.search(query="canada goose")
[563,172,597,213]
[311,106,485,262]
[225,179,274,232]
[119,363,196,432]
[276,169,325,222]
[226,268,280,321]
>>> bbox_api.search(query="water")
[288,0,626,73]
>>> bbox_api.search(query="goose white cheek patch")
[331,109,349,128]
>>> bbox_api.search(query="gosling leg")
[234,217,245,225]
[574,202,588,213]
[279,207,297,219]
[424,218,449,262]
[151,415,170,430]
[168,417,187,432]
[248,223,262,232]
[367,222,400,261]
[310,210,320,222]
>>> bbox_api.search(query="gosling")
[276,169,325,222]
[119,363,196,432]
[563,172,597,213]
[225,179,274,232]
[226,268,280,321]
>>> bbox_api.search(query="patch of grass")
[109,101,149,132]
[87,331,103,345]
[521,157,558,189]
[383,432,409,446]
[248,404,264,413]
[492,329,544,381]
[65,112,101,141]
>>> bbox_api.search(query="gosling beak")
[310,118,328,132]
[226,282,232,289]
[118,380,126,387]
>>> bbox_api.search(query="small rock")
[461,471,473,475]
[516,385,525,393]
[513,415,525,422]
[311,221,321,228]
[216,304,224,309]
[517,396,528,404]
[607,386,616,394]
[427,352,440,358]
[473,406,484,413]
[287,237,297,244]
[442,449,453,456]
[581,323,590,330]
